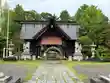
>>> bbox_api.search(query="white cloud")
[8,0,110,19]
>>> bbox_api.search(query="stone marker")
[90,77,103,83]
[0,72,12,83]
[0,72,22,83]
[99,75,110,83]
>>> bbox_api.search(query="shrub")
[82,46,92,59]
[79,36,93,58]
[96,46,110,61]
[79,36,92,45]
[3,56,18,61]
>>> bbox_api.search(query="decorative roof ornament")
[48,16,57,28]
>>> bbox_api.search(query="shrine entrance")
[43,46,63,60]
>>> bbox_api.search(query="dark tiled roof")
[15,20,78,25]
[18,20,79,40]
[59,25,79,39]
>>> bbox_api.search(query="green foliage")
[79,36,92,58]
[75,4,110,58]
[40,12,52,20]
[0,4,24,54]
[75,4,108,43]
[60,10,70,21]
[79,36,92,45]
[0,35,6,56]
[14,4,25,20]
[24,10,41,20]
[98,24,110,46]
[75,4,89,22]
[97,46,110,59]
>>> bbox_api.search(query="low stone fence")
[90,74,110,83]
[0,72,22,83]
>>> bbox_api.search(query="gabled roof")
[33,24,71,40]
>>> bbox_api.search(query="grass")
[62,60,110,81]
[0,60,42,82]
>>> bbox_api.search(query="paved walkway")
[27,60,82,83]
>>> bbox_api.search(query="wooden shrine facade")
[17,17,80,59]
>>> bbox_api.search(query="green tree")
[24,10,41,20]
[14,4,25,20]
[75,4,89,22]
[40,12,52,20]
[79,36,92,45]
[60,10,70,21]
[75,5,108,46]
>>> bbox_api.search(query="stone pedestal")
[38,56,40,59]
[27,55,31,59]
[24,56,26,60]
[73,42,83,61]
[3,48,5,58]
[73,52,83,61]
[9,50,13,57]
[8,41,14,57]
[64,56,65,59]
[32,55,36,60]
[43,53,47,60]
[68,56,72,61]
[85,56,88,60]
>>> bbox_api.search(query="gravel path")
[27,60,82,83]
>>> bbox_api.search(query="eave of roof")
[15,20,79,25]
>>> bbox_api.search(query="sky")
[8,0,110,19]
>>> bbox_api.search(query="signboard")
[41,36,62,45]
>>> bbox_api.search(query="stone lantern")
[8,40,14,57]
[90,43,96,58]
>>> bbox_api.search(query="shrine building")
[17,17,80,60]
